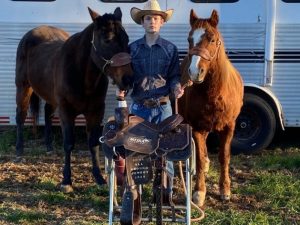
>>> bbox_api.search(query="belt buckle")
[143,98,159,108]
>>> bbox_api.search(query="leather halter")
[90,31,131,73]
[189,40,221,61]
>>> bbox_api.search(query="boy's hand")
[174,85,184,99]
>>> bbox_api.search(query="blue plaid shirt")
[129,35,181,102]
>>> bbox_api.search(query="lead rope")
[176,80,205,222]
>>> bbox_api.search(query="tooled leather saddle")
[102,108,192,161]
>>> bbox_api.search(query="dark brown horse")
[179,9,244,206]
[15,7,133,192]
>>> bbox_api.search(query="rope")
[175,80,205,222]
[178,161,205,222]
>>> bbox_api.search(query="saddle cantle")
[157,114,184,134]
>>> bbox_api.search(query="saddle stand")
[100,108,195,225]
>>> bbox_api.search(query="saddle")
[102,111,192,161]
[101,107,192,225]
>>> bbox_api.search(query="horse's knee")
[88,127,102,148]
[16,108,27,124]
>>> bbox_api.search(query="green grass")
[0,207,52,224]
[34,178,58,191]
[81,185,110,210]
[37,191,70,204]
[0,127,17,154]
[202,209,283,225]
[258,151,300,170]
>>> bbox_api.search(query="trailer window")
[282,0,300,2]
[191,0,238,2]
[100,0,147,2]
[11,0,55,1]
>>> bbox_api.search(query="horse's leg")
[60,111,76,193]
[85,113,107,185]
[15,85,33,157]
[44,103,55,154]
[192,130,209,207]
[218,125,234,201]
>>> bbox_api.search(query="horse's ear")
[114,7,122,21]
[88,7,100,22]
[190,9,198,26]
[209,9,219,27]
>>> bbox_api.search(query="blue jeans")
[130,101,173,123]
[130,101,174,191]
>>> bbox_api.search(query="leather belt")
[137,96,169,108]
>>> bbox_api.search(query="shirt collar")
[138,35,163,47]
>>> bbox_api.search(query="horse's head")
[88,7,133,91]
[187,9,222,84]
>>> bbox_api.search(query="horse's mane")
[206,27,241,98]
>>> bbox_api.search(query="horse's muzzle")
[121,75,134,91]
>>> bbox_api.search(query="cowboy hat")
[130,0,174,24]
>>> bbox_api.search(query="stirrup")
[120,188,141,225]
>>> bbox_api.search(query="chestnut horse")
[15,7,133,192]
[179,10,244,206]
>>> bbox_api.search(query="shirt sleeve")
[168,45,181,92]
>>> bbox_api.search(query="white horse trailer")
[1,0,300,153]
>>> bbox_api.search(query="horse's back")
[15,26,70,105]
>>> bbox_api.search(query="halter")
[90,31,131,74]
[189,39,221,61]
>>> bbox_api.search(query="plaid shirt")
[129,35,181,102]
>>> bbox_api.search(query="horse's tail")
[30,92,40,135]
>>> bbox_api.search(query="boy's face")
[141,14,164,34]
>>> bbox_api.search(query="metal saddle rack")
[100,106,195,225]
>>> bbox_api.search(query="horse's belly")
[186,99,240,132]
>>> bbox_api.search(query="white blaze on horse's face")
[189,28,205,82]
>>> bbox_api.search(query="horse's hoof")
[96,175,107,185]
[220,189,231,201]
[46,150,54,155]
[192,191,206,207]
[220,194,231,201]
[97,177,107,185]
[14,156,25,163]
[61,184,74,193]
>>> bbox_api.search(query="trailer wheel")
[232,93,276,154]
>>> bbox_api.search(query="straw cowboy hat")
[130,0,174,24]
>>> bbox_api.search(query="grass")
[0,207,51,224]
[0,127,300,224]
[0,127,17,154]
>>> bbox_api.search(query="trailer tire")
[231,93,276,154]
